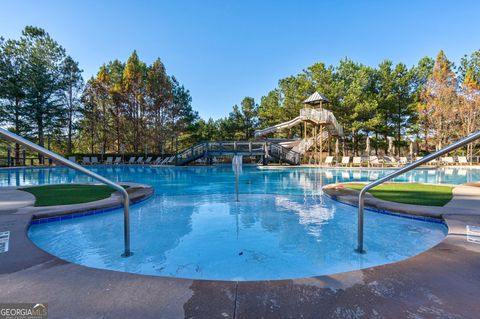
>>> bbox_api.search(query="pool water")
[11,165,473,280]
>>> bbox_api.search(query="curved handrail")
[356,131,480,253]
[0,127,132,257]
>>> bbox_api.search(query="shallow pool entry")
[28,185,446,280]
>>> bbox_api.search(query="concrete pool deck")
[0,183,480,318]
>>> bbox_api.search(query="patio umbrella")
[409,140,414,158]
[365,136,371,155]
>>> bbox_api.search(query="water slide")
[254,108,343,139]
[255,109,337,154]
[254,116,306,138]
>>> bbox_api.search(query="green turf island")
[345,183,453,206]
[22,184,127,207]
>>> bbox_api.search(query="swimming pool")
[15,165,477,280]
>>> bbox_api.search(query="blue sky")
[1,0,479,119]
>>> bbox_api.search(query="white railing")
[299,108,343,136]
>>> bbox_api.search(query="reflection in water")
[29,191,447,280]
[10,165,465,280]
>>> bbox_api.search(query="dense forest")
[1,26,480,161]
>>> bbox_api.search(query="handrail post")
[121,194,132,257]
[0,127,132,257]
[356,131,480,254]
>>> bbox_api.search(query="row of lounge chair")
[68,156,177,166]
[322,155,471,167]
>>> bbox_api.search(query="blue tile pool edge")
[29,192,153,225]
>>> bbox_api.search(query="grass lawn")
[345,183,453,206]
[22,184,127,207]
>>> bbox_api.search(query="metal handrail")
[356,131,480,254]
[0,128,132,257]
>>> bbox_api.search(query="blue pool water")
[10,165,476,280]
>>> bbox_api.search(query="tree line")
[0,26,197,161]
[79,51,197,156]
[198,50,480,158]
[1,26,480,161]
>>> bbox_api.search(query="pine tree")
[60,56,84,154]
[123,50,146,153]
[0,37,28,162]
[459,69,480,161]
[421,50,458,150]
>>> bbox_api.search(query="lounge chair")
[167,156,177,165]
[68,156,76,163]
[340,156,350,167]
[152,157,162,165]
[105,156,113,164]
[416,156,435,166]
[113,156,122,164]
[428,158,439,166]
[352,157,362,167]
[158,156,172,165]
[127,157,136,164]
[458,156,469,165]
[144,156,153,164]
[196,157,207,165]
[135,157,144,164]
[90,156,99,165]
[324,156,334,166]
[399,157,409,165]
[82,157,90,165]
[158,157,169,165]
[369,156,383,167]
[383,156,398,166]
[442,157,454,166]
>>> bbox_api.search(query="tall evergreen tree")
[0,37,28,162]
[60,56,84,154]
[20,26,67,155]
[240,97,257,139]
[146,58,172,153]
[123,50,146,152]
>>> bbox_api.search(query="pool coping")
[1,180,480,318]
[322,182,480,219]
